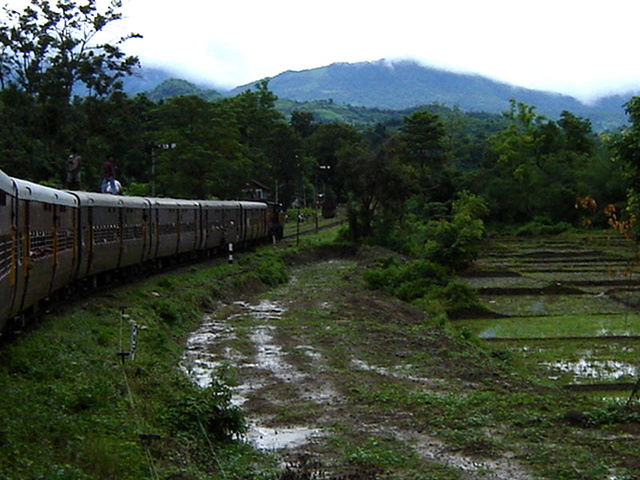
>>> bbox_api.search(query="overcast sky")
[6,0,640,102]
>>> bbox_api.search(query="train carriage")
[200,200,241,250]
[73,192,124,278]
[12,178,79,320]
[150,198,200,259]
[239,201,268,244]
[0,171,17,330]
[119,196,154,268]
[176,200,201,255]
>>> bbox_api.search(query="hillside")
[129,60,638,130]
[230,60,636,130]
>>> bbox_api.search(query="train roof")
[199,200,242,209]
[147,197,200,209]
[70,191,150,208]
[0,170,15,196]
[14,178,78,207]
[238,201,268,209]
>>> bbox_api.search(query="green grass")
[454,313,640,339]
[0,249,291,479]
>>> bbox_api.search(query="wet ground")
[178,238,640,478]
[180,255,548,479]
[457,232,640,395]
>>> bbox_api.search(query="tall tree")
[396,109,447,211]
[149,95,247,199]
[337,136,408,239]
[0,0,140,181]
[0,0,140,99]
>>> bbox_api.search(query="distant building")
[243,179,271,200]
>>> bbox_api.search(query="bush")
[249,250,289,286]
[512,217,574,236]
[363,258,449,303]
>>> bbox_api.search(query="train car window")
[57,230,74,252]
[93,225,120,244]
[0,192,6,206]
[43,203,53,212]
[122,224,144,241]
[29,230,54,259]
[0,234,12,280]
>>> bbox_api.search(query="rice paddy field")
[456,231,640,400]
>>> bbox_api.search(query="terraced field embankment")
[457,232,640,399]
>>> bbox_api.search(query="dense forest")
[1,0,640,252]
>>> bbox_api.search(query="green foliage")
[0,0,140,181]
[422,192,488,270]
[364,257,449,302]
[162,378,246,441]
[509,217,574,236]
[248,250,290,286]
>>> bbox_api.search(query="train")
[0,168,284,336]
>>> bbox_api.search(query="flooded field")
[457,232,640,396]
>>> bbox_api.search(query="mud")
[180,258,543,479]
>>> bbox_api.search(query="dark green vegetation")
[2,1,640,478]
[2,227,639,479]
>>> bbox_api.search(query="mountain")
[128,60,638,130]
[121,67,175,95]
[145,78,223,102]
[230,59,637,130]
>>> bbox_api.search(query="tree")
[398,109,446,174]
[149,95,247,199]
[607,96,640,218]
[0,0,140,182]
[306,122,363,202]
[290,110,316,139]
[558,110,595,155]
[0,0,140,99]
[337,136,408,240]
[395,109,448,213]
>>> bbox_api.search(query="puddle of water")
[397,430,538,480]
[181,313,240,388]
[249,324,308,383]
[543,359,637,381]
[181,298,329,450]
[244,423,322,450]
[350,358,443,386]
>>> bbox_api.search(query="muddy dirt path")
[180,256,543,479]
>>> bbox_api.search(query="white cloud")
[4,0,640,100]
